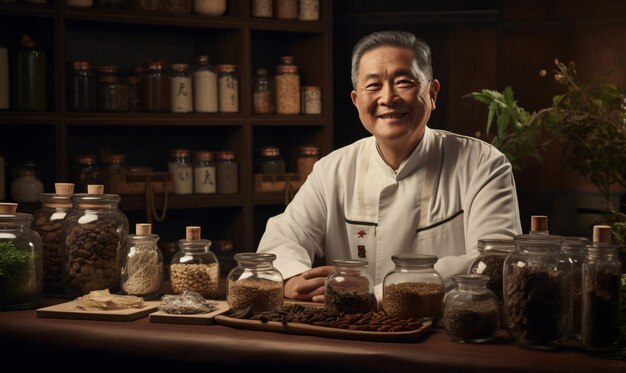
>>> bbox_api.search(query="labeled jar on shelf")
[382,253,444,321]
[298,0,318,20]
[275,0,297,19]
[251,0,272,17]
[97,75,129,112]
[62,185,129,297]
[215,151,238,194]
[72,154,101,193]
[193,150,216,194]
[259,146,286,174]
[141,60,170,112]
[561,236,590,340]
[193,55,218,113]
[296,145,319,180]
[227,252,283,314]
[253,67,274,114]
[0,203,42,310]
[32,183,74,296]
[68,59,96,112]
[170,63,193,113]
[326,259,376,314]
[193,0,226,16]
[301,85,321,114]
[15,34,46,111]
[168,149,193,195]
[10,161,44,203]
[275,57,300,114]
[170,226,219,298]
[443,274,499,343]
[121,223,163,300]
[216,64,239,113]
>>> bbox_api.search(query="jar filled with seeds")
[504,234,569,350]
[141,60,170,112]
[561,236,590,340]
[216,64,238,113]
[325,259,376,314]
[227,252,283,314]
[275,57,300,114]
[382,253,444,322]
[215,151,238,194]
[120,223,163,300]
[443,274,499,343]
[32,183,74,296]
[253,67,274,114]
[62,185,129,298]
[170,226,219,299]
[0,203,43,310]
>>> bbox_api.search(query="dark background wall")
[331,0,626,236]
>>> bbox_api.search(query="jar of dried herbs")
[258,146,285,174]
[141,60,170,112]
[170,226,219,299]
[68,59,96,112]
[504,234,570,350]
[325,259,376,314]
[227,252,283,314]
[561,236,590,340]
[120,223,163,300]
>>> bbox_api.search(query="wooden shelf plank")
[119,192,245,211]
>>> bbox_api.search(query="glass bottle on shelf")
[259,146,286,175]
[325,259,376,314]
[301,85,321,114]
[0,202,43,310]
[298,0,319,21]
[121,223,163,300]
[72,154,101,193]
[215,151,238,194]
[141,60,170,112]
[251,0,272,17]
[275,0,297,19]
[170,63,193,113]
[216,64,239,113]
[168,149,193,195]
[96,66,129,112]
[193,55,218,113]
[253,67,274,114]
[227,252,283,314]
[15,34,46,111]
[170,226,219,299]
[10,161,44,203]
[68,59,96,112]
[297,145,319,181]
[192,150,216,194]
[275,56,300,114]
[561,236,590,340]
[192,0,226,16]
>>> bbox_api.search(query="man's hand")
[283,266,334,303]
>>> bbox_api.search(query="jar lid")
[260,146,280,157]
[562,236,590,251]
[216,151,236,160]
[298,146,319,155]
[95,65,119,74]
[71,60,93,71]
[477,238,515,253]
[514,234,564,248]
[276,65,298,73]
[0,202,18,214]
[216,64,236,72]
[143,60,168,71]
[170,149,191,158]
[332,258,368,268]
[196,55,210,64]
[234,252,276,264]
[71,193,121,206]
[55,183,75,195]
[171,63,189,70]
[39,193,72,206]
[391,253,438,267]
[452,273,490,285]
[75,154,97,165]
[279,56,295,65]
[104,154,127,164]
[193,150,214,161]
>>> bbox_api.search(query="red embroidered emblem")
[358,245,366,258]
[357,230,366,238]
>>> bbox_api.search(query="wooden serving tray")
[37,300,161,322]
[149,300,230,325]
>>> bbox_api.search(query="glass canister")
[192,0,226,16]
[73,154,101,193]
[443,274,499,343]
[227,252,283,313]
[258,146,286,174]
[141,60,170,112]
[120,223,163,300]
[251,0,272,17]
[325,259,376,314]
[275,57,300,114]
[215,151,238,194]
[382,253,445,321]
[68,59,96,112]
[275,0,297,19]
[216,64,239,113]
[169,226,219,298]
[193,55,218,113]
[0,203,43,310]
[192,150,216,194]
[32,183,74,296]
[297,145,319,180]
[561,236,590,340]
[15,34,46,111]
[168,149,193,195]
[253,67,274,114]
[504,234,570,350]
[62,185,129,297]
[298,0,318,21]
[170,63,193,113]
[97,74,129,112]
[10,161,44,203]
[581,225,621,352]
[301,85,321,114]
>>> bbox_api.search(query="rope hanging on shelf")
[144,175,168,223]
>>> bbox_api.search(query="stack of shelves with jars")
[0,0,332,253]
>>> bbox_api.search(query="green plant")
[0,241,37,303]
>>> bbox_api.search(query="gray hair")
[350,30,433,89]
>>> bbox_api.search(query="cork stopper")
[592,225,613,244]
[0,203,18,214]
[55,183,75,195]
[530,215,548,234]
[136,223,152,236]
[87,184,104,194]
[186,226,201,241]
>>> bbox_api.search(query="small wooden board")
[148,300,230,325]
[37,300,161,322]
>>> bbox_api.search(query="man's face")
[351,46,439,146]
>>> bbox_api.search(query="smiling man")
[257,30,522,303]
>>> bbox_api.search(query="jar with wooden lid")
[68,59,96,112]
[275,57,300,114]
[141,60,170,112]
[15,34,46,111]
[170,63,193,113]
[297,145,319,180]
[97,75,129,112]
[258,146,286,174]
[170,226,219,299]
[215,151,238,194]
[275,0,296,19]
[301,85,321,114]
[72,154,101,193]
[193,55,218,113]
[192,150,216,194]
[253,67,274,114]
[168,149,193,195]
[216,64,238,113]
[121,223,163,300]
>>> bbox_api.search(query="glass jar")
[170,63,193,113]
[120,223,163,300]
[561,236,590,340]
[127,76,141,112]
[141,60,170,112]
[32,183,74,296]
[73,154,101,193]
[503,234,570,350]
[251,0,272,17]
[227,252,283,314]
[62,190,129,297]
[275,0,297,19]
[193,0,226,15]
[169,228,219,298]
[68,59,96,112]
[193,55,218,113]
[216,64,239,113]
[0,203,43,310]
[275,59,300,114]
[192,151,216,194]
[382,253,445,321]
[10,161,44,203]
[253,67,274,114]
[581,226,621,352]
[168,149,193,195]
[325,259,376,314]
[469,238,514,324]
[259,146,286,174]
[297,145,319,180]
[298,0,318,20]
[301,85,321,114]
[15,34,46,111]
[443,274,499,343]
[215,151,238,194]
[97,75,129,112]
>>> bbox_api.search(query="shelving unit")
[0,0,333,253]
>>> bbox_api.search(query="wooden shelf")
[119,192,246,211]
